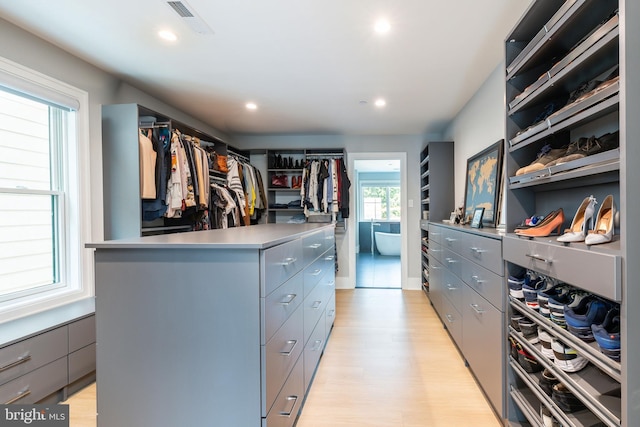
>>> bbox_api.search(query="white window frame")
[358,180,401,222]
[0,56,92,322]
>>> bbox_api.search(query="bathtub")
[374,231,401,256]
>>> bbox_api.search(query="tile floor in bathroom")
[356,252,401,288]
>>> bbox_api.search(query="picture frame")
[471,207,485,228]
[463,139,504,227]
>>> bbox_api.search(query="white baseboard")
[405,276,422,291]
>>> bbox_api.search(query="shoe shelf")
[510,328,621,427]
[509,359,607,427]
[510,297,621,381]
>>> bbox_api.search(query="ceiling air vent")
[166,1,214,35]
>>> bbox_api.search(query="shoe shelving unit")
[502,0,638,426]
[419,142,454,296]
[266,148,345,227]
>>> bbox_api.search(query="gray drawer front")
[461,260,504,311]
[428,224,444,244]
[303,255,327,297]
[303,314,326,391]
[0,327,67,386]
[325,293,336,335]
[442,269,464,312]
[0,357,67,404]
[439,293,462,349]
[503,236,621,301]
[264,305,303,416]
[429,241,444,264]
[460,234,503,276]
[441,227,463,255]
[303,283,327,345]
[462,285,504,415]
[427,256,444,314]
[265,355,304,427]
[68,343,96,383]
[68,315,96,353]
[263,272,304,344]
[442,247,463,279]
[323,228,335,253]
[302,231,326,265]
[319,266,335,306]
[262,238,304,297]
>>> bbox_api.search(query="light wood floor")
[63,289,501,427]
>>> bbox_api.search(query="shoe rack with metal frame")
[501,0,640,426]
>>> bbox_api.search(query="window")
[0,56,91,321]
[361,184,401,221]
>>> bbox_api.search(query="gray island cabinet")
[87,223,336,427]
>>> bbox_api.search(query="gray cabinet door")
[0,357,67,404]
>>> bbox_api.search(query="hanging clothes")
[139,128,157,199]
[142,126,170,221]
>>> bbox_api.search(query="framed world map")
[463,139,504,227]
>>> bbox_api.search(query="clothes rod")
[139,120,171,129]
[228,150,250,162]
[305,153,344,158]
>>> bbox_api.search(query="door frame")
[347,152,407,289]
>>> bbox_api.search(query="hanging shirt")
[139,129,157,199]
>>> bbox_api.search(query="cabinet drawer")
[442,248,463,279]
[303,283,327,345]
[68,343,96,384]
[303,314,326,391]
[427,256,444,313]
[0,357,67,405]
[264,305,303,416]
[462,285,504,415]
[439,293,462,349]
[264,355,304,427]
[503,236,621,301]
[323,228,335,253]
[302,231,326,265]
[461,260,504,311]
[263,272,304,345]
[325,293,336,334]
[0,327,67,386]
[429,241,444,264]
[460,234,503,276]
[441,227,463,254]
[69,315,96,353]
[442,269,464,312]
[303,255,327,297]
[262,238,304,297]
[319,266,335,305]
[428,224,444,244]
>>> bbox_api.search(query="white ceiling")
[0,0,530,136]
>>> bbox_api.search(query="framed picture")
[471,207,485,228]
[463,139,504,227]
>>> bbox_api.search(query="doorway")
[348,153,407,289]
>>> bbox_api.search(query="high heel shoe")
[516,209,565,237]
[557,196,597,243]
[585,195,615,245]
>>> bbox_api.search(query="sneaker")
[518,317,539,343]
[538,329,554,359]
[564,296,610,342]
[517,341,544,373]
[591,305,621,361]
[552,339,589,372]
[508,336,519,360]
[541,405,561,426]
[522,276,548,310]
[552,383,586,413]
[537,284,571,318]
[548,290,589,328]
[508,275,525,300]
[539,368,558,396]
[510,312,525,331]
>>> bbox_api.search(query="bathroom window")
[361,184,401,221]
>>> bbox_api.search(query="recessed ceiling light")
[374,19,391,34]
[246,102,258,110]
[158,30,177,42]
[375,98,386,107]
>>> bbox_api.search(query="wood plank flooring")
[63,289,501,426]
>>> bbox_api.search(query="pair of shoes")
[547,131,620,167]
[270,175,289,188]
[548,289,589,328]
[291,175,303,189]
[592,305,621,361]
[539,368,558,396]
[585,194,616,245]
[552,339,589,372]
[564,295,610,342]
[552,382,586,412]
[518,317,539,343]
[515,209,565,237]
[522,276,549,310]
[515,144,568,175]
[538,329,554,359]
[537,283,571,318]
[557,195,597,242]
[516,341,544,373]
[508,275,525,300]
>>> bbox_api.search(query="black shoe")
[539,369,558,396]
[552,383,585,413]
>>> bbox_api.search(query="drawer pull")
[279,257,298,266]
[324,255,334,261]
[327,309,335,318]
[445,314,455,323]
[312,339,324,351]
[312,300,322,309]
[471,275,486,285]
[445,258,458,264]
[470,247,486,254]
[446,284,457,291]
[469,303,485,314]
[279,395,299,417]
[308,243,322,249]
[445,237,457,242]
[310,269,323,276]
[280,340,298,356]
[5,388,31,404]
[0,354,31,372]
[526,253,553,264]
[431,232,441,236]
[325,235,334,240]
[280,294,297,305]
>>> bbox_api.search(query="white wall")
[442,62,507,226]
